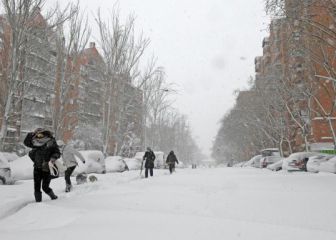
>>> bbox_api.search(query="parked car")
[233,162,245,167]
[282,152,320,172]
[306,155,333,173]
[176,161,185,168]
[260,148,281,157]
[267,159,283,171]
[9,155,34,180]
[243,155,262,167]
[318,156,336,174]
[105,156,129,173]
[0,153,14,184]
[74,150,106,174]
[260,156,282,168]
[259,148,282,168]
[124,158,142,170]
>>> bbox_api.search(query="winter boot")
[47,190,58,200]
[34,192,42,202]
[65,184,72,192]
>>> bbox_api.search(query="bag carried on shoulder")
[54,159,67,173]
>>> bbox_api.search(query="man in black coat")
[166,151,179,174]
[24,128,61,202]
[143,147,156,178]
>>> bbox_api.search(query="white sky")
[58,0,270,156]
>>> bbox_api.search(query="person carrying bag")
[24,128,61,202]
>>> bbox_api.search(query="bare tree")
[0,0,77,150]
[52,5,91,139]
[95,7,151,155]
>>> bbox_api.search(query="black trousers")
[145,168,153,178]
[65,166,76,185]
[34,168,52,194]
[169,164,175,174]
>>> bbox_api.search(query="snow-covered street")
[1,168,336,240]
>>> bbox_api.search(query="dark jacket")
[24,132,61,172]
[166,152,179,166]
[143,150,156,168]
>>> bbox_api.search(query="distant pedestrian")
[57,140,86,192]
[23,128,60,202]
[166,151,179,174]
[143,147,156,178]
[303,157,309,172]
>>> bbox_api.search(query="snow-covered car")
[282,152,320,172]
[266,159,283,171]
[233,162,245,167]
[175,161,185,168]
[10,155,34,180]
[261,148,281,157]
[134,151,165,168]
[75,150,106,174]
[306,155,334,173]
[243,155,262,167]
[259,148,281,168]
[260,156,282,168]
[318,156,336,174]
[0,153,13,184]
[124,158,142,170]
[105,156,129,173]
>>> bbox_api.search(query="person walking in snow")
[166,150,179,174]
[57,140,86,192]
[143,147,156,178]
[23,128,61,202]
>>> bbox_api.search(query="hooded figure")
[24,128,60,202]
[143,147,156,178]
[166,151,179,174]
[57,140,86,192]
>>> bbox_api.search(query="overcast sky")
[59,0,270,156]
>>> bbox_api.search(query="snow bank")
[0,152,19,162]
[0,153,10,169]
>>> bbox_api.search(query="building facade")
[0,10,57,152]
[254,0,336,152]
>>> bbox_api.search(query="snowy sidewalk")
[1,168,336,240]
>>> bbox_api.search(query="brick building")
[0,10,57,152]
[0,10,144,155]
[255,0,336,152]
[60,42,105,149]
[60,43,143,155]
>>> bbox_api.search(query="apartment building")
[61,43,143,155]
[255,0,336,152]
[0,9,144,154]
[0,10,56,152]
